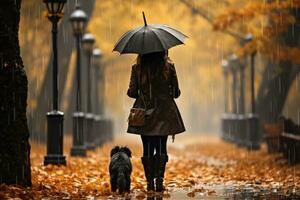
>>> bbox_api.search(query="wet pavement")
[95,134,300,199]
[99,186,300,200]
[3,134,299,199]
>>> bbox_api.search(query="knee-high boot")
[154,154,168,192]
[141,156,155,191]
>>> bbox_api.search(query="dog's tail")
[117,171,126,194]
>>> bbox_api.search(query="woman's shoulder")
[166,61,176,71]
[131,63,139,70]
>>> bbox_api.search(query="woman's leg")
[154,136,168,155]
[141,136,155,191]
[153,136,168,192]
[141,135,155,157]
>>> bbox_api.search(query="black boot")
[141,156,155,191]
[154,154,168,192]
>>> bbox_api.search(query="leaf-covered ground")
[1,134,300,199]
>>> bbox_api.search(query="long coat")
[127,62,185,136]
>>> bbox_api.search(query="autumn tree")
[212,0,300,123]
[0,0,31,186]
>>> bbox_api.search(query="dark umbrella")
[113,12,187,55]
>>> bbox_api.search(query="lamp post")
[92,48,104,146]
[250,51,257,113]
[243,33,257,114]
[244,33,260,150]
[92,48,103,114]
[69,5,88,157]
[229,54,242,145]
[82,33,96,150]
[43,0,67,166]
[237,56,248,147]
[229,54,239,115]
[238,62,246,115]
[221,60,230,141]
[221,60,229,113]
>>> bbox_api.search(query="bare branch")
[216,0,231,6]
[179,0,243,40]
[221,29,244,40]
[179,0,214,23]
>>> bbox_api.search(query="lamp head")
[93,48,103,58]
[229,54,240,71]
[93,48,103,66]
[69,4,88,35]
[240,33,253,46]
[43,0,66,18]
[221,59,229,73]
[82,33,96,53]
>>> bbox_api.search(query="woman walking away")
[127,51,185,192]
[113,12,187,192]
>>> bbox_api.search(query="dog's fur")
[109,146,132,194]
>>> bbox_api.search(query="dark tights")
[141,136,168,157]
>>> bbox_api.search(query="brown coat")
[127,63,185,136]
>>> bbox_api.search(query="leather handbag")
[128,89,147,126]
[128,66,150,127]
[128,107,146,126]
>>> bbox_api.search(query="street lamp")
[229,54,239,115]
[243,33,260,150]
[239,61,246,116]
[235,54,247,147]
[221,59,231,142]
[82,33,96,150]
[243,33,256,114]
[92,48,103,115]
[221,60,229,113]
[229,54,245,145]
[239,33,255,115]
[69,4,88,157]
[92,48,104,146]
[43,0,67,166]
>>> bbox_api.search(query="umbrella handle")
[142,11,147,26]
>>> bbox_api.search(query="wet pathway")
[98,134,300,199]
[2,134,299,199]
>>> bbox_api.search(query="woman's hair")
[136,51,171,84]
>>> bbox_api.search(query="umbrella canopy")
[113,12,187,55]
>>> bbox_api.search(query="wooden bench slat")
[281,132,300,141]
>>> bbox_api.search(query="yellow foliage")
[1,135,299,198]
[213,0,300,64]
[214,0,300,31]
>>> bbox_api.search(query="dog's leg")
[117,171,126,194]
[125,175,131,192]
[110,175,117,192]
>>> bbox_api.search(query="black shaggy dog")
[109,146,132,194]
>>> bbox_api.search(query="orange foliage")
[213,0,300,31]
[0,135,299,199]
[213,0,300,64]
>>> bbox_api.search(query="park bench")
[263,118,300,164]
[263,122,283,153]
[280,133,300,164]
[280,119,300,164]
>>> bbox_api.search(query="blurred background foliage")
[19,0,300,140]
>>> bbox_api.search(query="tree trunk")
[256,8,300,123]
[256,62,297,122]
[0,0,31,186]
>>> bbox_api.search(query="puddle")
[169,153,236,167]
[96,184,300,200]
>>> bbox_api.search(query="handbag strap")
[137,64,154,109]
[137,65,147,110]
